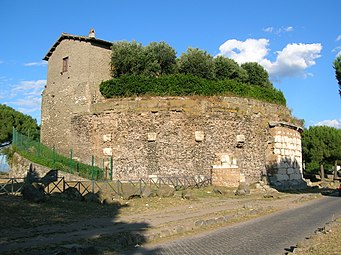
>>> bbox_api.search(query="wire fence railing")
[12,128,109,180]
[0,175,212,196]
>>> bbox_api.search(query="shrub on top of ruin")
[106,40,283,104]
[214,56,248,83]
[177,48,215,80]
[241,62,273,88]
[99,74,286,105]
[110,40,274,87]
[111,41,177,78]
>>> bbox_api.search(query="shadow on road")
[0,183,160,255]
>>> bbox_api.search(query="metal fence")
[12,128,107,180]
[0,175,212,197]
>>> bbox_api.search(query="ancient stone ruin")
[40,30,306,190]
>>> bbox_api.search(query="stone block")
[103,147,112,156]
[236,134,245,142]
[287,168,295,174]
[240,173,246,183]
[221,154,230,164]
[274,143,282,149]
[211,167,240,187]
[195,131,205,142]
[290,173,302,180]
[148,132,157,142]
[284,149,290,156]
[274,148,281,155]
[103,134,112,142]
[274,136,282,143]
[277,168,287,175]
[276,174,289,181]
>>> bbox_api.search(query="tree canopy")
[241,62,273,88]
[177,48,215,79]
[104,40,280,103]
[302,125,341,173]
[333,55,341,97]
[109,40,273,86]
[213,56,248,83]
[0,104,40,144]
[111,41,177,77]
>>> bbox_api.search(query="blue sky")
[0,0,340,128]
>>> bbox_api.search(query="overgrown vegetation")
[100,41,286,105]
[302,125,341,174]
[0,104,40,144]
[100,74,286,105]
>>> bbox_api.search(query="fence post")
[69,148,73,175]
[91,155,94,193]
[62,177,65,192]
[37,142,40,157]
[102,158,105,180]
[110,156,113,181]
[52,145,55,164]
[12,126,15,145]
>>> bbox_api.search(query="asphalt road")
[131,195,341,255]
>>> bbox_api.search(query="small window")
[62,57,69,72]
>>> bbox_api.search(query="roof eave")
[43,33,112,61]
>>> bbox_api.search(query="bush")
[177,48,215,79]
[99,74,286,105]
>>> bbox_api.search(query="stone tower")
[41,31,112,155]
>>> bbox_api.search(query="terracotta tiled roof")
[43,32,112,61]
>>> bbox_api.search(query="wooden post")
[335,160,338,180]
[320,163,325,182]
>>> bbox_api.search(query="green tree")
[111,41,145,77]
[241,62,273,88]
[333,55,341,97]
[144,42,177,76]
[177,48,215,79]
[0,104,40,144]
[302,125,341,174]
[214,56,248,82]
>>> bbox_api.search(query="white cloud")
[10,80,46,98]
[263,27,273,33]
[333,46,341,57]
[10,97,42,114]
[24,61,47,67]
[217,38,322,81]
[262,26,294,35]
[284,26,294,32]
[1,79,46,119]
[336,35,341,41]
[218,38,270,64]
[315,119,341,129]
[266,43,322,80]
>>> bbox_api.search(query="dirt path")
[0,190,323,255]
